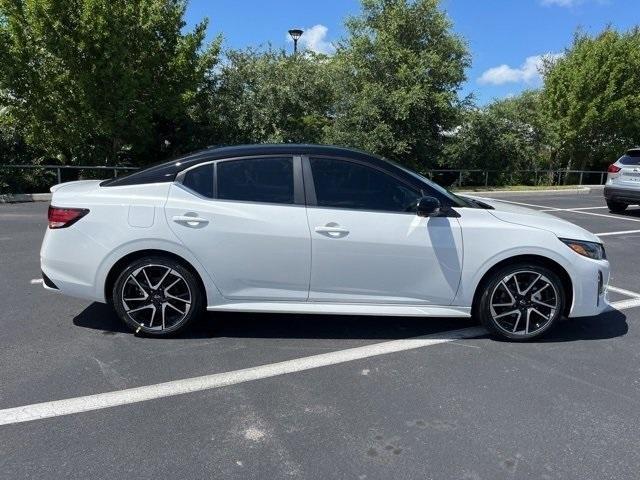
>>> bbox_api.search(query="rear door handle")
[172,215,209,227]
[315,225,349,237]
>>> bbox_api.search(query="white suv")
[604,148,640,213]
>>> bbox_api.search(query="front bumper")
[604,186,640,204]
[567,256,611,318]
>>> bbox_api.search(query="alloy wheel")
[489,270,559,336]
[120,264,192,331]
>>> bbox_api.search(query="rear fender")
[93,239,224,306]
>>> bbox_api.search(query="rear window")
[620,155,640,166]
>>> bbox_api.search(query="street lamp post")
[288,29,304,55]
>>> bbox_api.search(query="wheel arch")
[104,249,208,307]
[472,254,573,317]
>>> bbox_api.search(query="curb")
[0,193,52,203]
[456,185,602,196]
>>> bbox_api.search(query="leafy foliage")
[0,0,220,166]
[324,0,470,170]
[543,28,640,169]
[444,91,555,183]
[210,48,334,145]
[1,0,639,194]
[0,100,54,193]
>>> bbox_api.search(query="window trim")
[176,155,304,207]
[303,155,426,215]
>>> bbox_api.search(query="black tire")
[112,256,203,337]
[474,262,565,341]
[607,200,627,213]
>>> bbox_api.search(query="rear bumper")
[604,186,640,204]
[40,226,108,303]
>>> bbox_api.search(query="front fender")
[452,209,577,309]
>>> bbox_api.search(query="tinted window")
[217,157,294,204]
[620,155,640,165]
[182,164,213,198]
[310,157,421,212]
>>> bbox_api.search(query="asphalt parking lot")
[1,186,640,480]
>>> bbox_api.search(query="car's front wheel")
[112,256,203,336]
[475,263,565,341]
[606,200,628,213]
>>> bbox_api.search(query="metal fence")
[0,164,608,191]
[424,169,608,188]
[1,164,139,184]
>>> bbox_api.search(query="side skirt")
[207,302,471,318]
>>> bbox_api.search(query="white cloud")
[541,0,582,6]
[286,24,335,55]
[541,0,609,6]
[478,53,562,86]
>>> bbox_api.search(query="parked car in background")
[604,148,640,213]
[41,144,610,341]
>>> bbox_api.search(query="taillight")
[48,206,89,229]
[608,164,621,173]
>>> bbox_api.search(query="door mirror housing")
[415,196,441,217]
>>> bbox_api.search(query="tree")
[324,0,469,170]
[0,0,220,166]
[0,100,52,193]
[543,28,640,170]
[210,48,334,145]
[444,90,555,183]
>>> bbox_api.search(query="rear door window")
[216,157,294,204]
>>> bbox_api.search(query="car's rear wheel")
[606,200,628,213]
[112,256,203,336]
[475,263,565,341]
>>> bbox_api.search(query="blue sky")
[185,0,639,104]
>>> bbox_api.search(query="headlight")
[560,238,606,260]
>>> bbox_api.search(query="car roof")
[103,144,398,187]
[626,148,640,157]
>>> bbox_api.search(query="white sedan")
[41,144,610,340]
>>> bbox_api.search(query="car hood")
[468,196,601,243]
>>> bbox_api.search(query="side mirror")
[415,196,441,217]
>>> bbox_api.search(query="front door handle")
[315,224,349,238]
[172,214,209,227]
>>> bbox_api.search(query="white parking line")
[607,285,640,310]
[559,210,640,223]
[484,197,640,223]
[0,326,486,426]
[540,206,608,212]
[482,198,555,210]
[30,278,43,285]
[607,285,640,299]
[596,229,640,237]
[610,298,640,311]
[3,282,640,427]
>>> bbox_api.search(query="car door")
[165,156,311,301]
[305,156,463,305]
